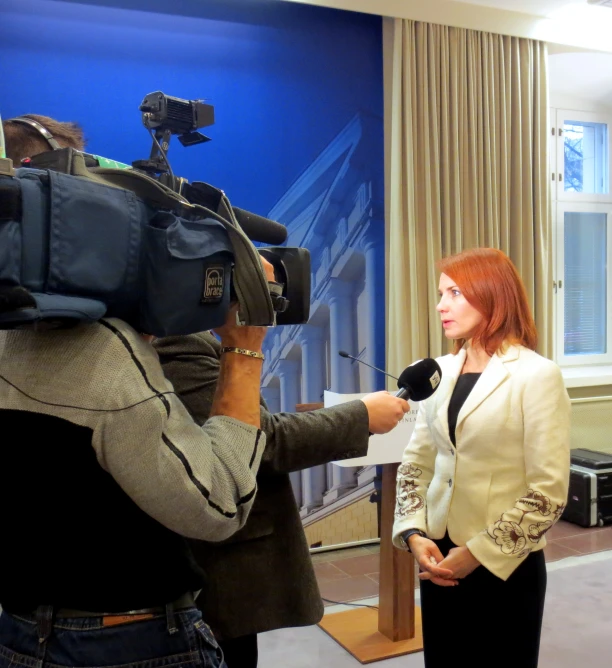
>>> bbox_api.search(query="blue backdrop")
[0,0,382,216]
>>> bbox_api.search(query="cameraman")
[0,115,275,668]
[0,307,274,668]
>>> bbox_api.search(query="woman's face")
[436,273,484,342]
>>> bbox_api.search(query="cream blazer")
[392,345,571,580]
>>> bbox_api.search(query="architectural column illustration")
[324,278,358,503]
[363,236,386,392]
[261,386,281,414]
[256,114,385,530]
[278,358,302,504]
[298,325,327,515]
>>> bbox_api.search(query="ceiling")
[450,0,587,17]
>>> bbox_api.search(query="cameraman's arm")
[92,321,265,543]
[209,308,266,428]
[209,256,276,426]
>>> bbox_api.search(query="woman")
[392,248,570,667]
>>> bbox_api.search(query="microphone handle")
[366,386,410,436]
[395,387,411,400]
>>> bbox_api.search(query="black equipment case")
[562,449,612,528]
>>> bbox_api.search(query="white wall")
[549,51,612,111]
[283,0,612,53]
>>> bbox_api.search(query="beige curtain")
[385,19,551,378]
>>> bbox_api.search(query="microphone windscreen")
[397,358,442,401]
[232,207,288,245]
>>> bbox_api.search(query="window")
[563,121,608,194]
[552,109,612,367]
[553,110,612,203]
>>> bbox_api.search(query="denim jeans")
[0,606,226,668]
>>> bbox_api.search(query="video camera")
[0,92,310,336]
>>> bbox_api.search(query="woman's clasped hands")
[408,535,481,586]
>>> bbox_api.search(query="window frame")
[554,200,612,367]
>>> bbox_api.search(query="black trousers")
[218,633,258,668]
[420,534,547,668]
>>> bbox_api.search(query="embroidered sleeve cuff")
[465,531,530,581]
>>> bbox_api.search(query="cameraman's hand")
[210,257,275,428]
[213,257,276,351]
[361,391,410,434]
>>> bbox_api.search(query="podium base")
[317,606,423,664]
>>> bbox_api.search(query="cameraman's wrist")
[219,337,264,353]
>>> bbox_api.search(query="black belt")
[9,591,196,619]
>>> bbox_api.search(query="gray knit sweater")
[0,317,265,542]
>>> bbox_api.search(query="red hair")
[437,248,537,356]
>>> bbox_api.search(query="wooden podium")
[317,462,423,663]
[297,396,424,663]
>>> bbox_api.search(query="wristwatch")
[399,528,427,551]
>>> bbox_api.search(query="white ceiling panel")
[450,0,587,18]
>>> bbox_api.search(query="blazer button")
[448,478,452,487]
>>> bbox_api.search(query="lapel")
[455,345,519,432]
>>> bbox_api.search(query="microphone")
[395,359,442,401]
[338,350,399,382]
[181,182,288,244]
[232,207,288,245]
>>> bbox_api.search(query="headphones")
[9,116,61,150]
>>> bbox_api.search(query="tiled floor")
[313,520,612,606]
[261,549,612,666]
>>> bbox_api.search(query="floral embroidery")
[395,490,425,517]
[515,490,552,516]
[395,462,425,518]
[489,521,526,555]
[528,520,553,543]
[399,478,418,492]
[397,462,422,479]
[488,488,560,558]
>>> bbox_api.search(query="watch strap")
[400,528,427,551]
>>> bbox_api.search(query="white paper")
[323,390,420,467]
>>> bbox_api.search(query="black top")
[0,410,204,613]
[448,373,481,447]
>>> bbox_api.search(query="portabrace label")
[202,266,225,304]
